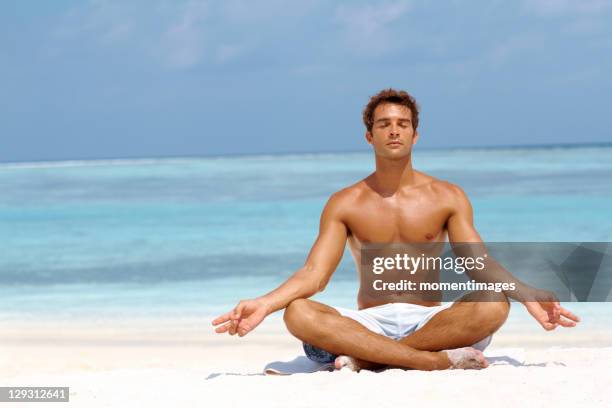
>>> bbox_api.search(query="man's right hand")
[211,298,270,337]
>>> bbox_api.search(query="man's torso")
[335,171,458,309]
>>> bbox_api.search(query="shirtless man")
[212,89,580,371]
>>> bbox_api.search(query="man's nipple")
[425,233,434,240]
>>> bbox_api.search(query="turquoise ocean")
[1,145,611,323]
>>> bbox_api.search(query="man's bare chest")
[344,198,450,244]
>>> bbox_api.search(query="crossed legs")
[283,291,510,371]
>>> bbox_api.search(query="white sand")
[2,314,611,407]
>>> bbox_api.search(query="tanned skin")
[212,103,580,371]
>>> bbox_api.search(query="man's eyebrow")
[374,117,412,122]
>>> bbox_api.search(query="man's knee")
[470,293,510,333]
[283,298,317,335]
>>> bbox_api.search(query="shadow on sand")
[488,355,565,367]
[206,354,567,379]
[206,372,265,380]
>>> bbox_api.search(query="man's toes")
[335,355,359,372]
[445,347,488,370]
[474,349,488,368]
[334,356,344,370]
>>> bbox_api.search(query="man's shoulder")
[325,180,369,213]
[419,172,468,201]
[328,180,368,203]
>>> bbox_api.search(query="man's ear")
[365,131,373,145]
[412,131,420,145]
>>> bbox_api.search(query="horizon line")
[1,140,610,168]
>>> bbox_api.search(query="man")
[212,89,580,371]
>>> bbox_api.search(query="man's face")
[365,103,418,160]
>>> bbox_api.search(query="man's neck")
[372,154,416,196]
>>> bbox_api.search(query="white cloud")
[159,0,209,69]
[487,32,546,65]
[51,0,325,70]
[54,0,135,45]
[334,0,412,55]
[219,0,321,23]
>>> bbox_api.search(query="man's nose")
[389,126,400,137]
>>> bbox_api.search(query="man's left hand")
[523,289,580,330]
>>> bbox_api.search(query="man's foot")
[335,348,488,372]
[444,347,488,369]
[334,355,360,372]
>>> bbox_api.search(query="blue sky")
[1,0,612,162]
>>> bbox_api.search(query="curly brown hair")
[362,89,420,132]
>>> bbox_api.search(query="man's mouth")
[386,141,403,146]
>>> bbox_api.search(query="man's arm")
[446,184,530,295]
[212,193,348,336]
[445,183,580,330]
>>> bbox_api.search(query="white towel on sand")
[264,356,334,375]
[263,348,526,375]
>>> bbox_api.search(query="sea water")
[0,145,611,322]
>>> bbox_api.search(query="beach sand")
[2,313,611,407]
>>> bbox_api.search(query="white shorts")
[335,302,492,351]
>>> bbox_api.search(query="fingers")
[553,308,560,322]
[215,322,232,333]
[556,317,577,328]
[534,290,560,322]
[549,300,561,322]
[213,301,246,335]
[237,320,251,337]
[211,311,232,326]
[229,319,238,335]
[237,312,258,337]
[214,320,242,335]
[233,301,246,320]
[549,306,579,327]
[560,307,580,322]
[556,307,579,328]
[236,310,264,337]
[542,301,560,322]
[226,302,246,336]
[217,321,250,337]
[541,321,558,331]
[550,308,560,323]
[237,305,267,337]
